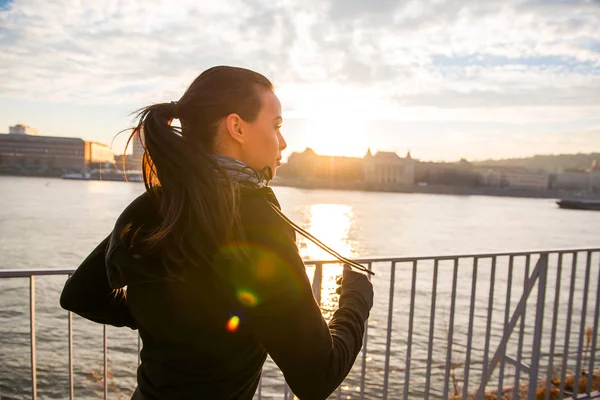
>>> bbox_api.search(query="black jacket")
[60,186,373,400]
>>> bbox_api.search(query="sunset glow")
[1,0,597,161]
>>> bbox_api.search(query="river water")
[1,176,599,399]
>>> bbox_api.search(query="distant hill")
[474,153,600,172]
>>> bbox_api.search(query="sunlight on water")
[298,204,356,319]
[2,180,600,399]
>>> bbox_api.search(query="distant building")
[364,149,415,185]
[9,124,38,136]
[130,129,145,170]
[416,158,480,187]
[545,160,600,193]
[0,125,115,173]
[114,154,128,170]
[552,171,590,191]
[281,148,364,181]
[85,141,115,168]
[587,160,600,193]
[479,167,550,190]
[0,133,85,171]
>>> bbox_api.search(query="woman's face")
[240,90,287,177]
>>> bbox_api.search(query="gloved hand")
[336,264,374,312]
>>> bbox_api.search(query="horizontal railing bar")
[0,269,78,278]
[2,248,598,279]
[303,248,600,264]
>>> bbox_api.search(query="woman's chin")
[271,165,279,178]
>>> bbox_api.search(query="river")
[1,176,599,399]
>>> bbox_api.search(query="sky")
[0,0,599,162]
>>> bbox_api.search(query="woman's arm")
[59,235,137,329]
[233,195,373,399]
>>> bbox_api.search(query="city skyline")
[1,0,599,161]
[2,122,599,165]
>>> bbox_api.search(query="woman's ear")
[225,113,245,145]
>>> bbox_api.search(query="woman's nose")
[279,133,288,151]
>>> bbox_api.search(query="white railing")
[1,248,599,399]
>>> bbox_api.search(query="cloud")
[0,0,599,162]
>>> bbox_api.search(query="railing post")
[462,257,479,399]
[443,258,459,400]
[512,255,531,400]
[424,259,439,400]
[403,260,417,400]
[573,251,592,395]
[544,253,563,400]
[312,263,323,306]
[559,252,578,398]
[104,325,108,400]
[482,256,497,381]
[30,275,37,400]
[382,261,397,400]
[528,253,548,399]
[68,274,74,400]
[359,262,373,400]
[498,255,514,395]
[69,311,74,400]
[586,251,600,395]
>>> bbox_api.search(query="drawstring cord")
[249,164,374,276]
[266,201,375,276]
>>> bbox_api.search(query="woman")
[60,66,374,400]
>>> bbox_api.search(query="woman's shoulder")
[237,187,295,242]
[118,191,159,225]
[237,187,280,215]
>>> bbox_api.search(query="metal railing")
[1,248,599,399]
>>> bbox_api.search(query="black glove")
[336,264,374,314]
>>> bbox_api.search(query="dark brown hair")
[125,66,274,276]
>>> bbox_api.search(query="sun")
[299,117,369,158]
[277,83,377,158]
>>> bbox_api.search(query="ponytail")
[121,66,273,278]
[124,102,240,277]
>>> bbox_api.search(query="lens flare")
[226,315,240,332]
[237,290,259,307]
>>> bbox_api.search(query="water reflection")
[298,204,356,320]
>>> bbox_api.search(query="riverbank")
[0,170,141,182]
[2,172,599,200]
[270,177,600,200]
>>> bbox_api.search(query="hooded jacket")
[60,186,373,400]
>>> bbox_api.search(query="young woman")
[60,66,374,400]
